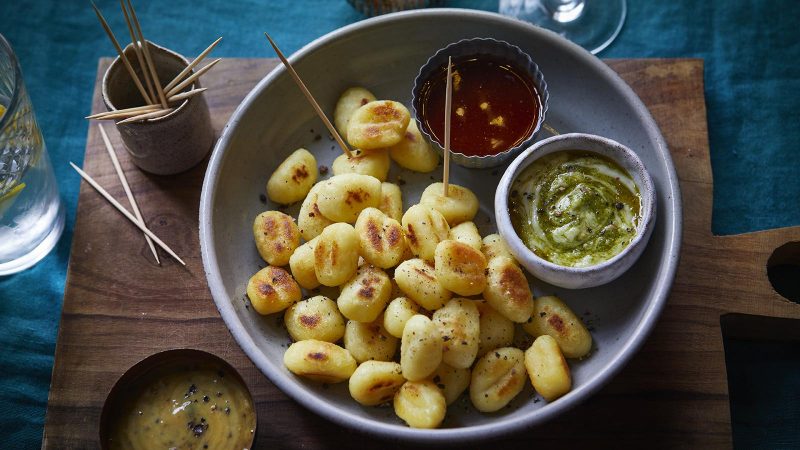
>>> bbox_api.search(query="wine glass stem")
[542,0,585,23]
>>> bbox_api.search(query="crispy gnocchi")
[283,339,357,383]
[334,87,377,138]
[284,295,345,343]
[394,258,452,310]
[316,173,382,223]
[343,317,398,363]
[434,240,487,296]
[383,296,421,338]
[378,182,403,222]
[469,347,527,412]
[525,335,572,402]
[523,296,592,359]
[354,208,406,269]
[482,233,515,262]
[387,120,439,173]
[475,299,515,358]
[419,182,479,225]
[347,100,411,150]
[297,183,335,241]
[266,148,318,205]
[337,264,392,322]
[288,236,320,290]
[331,150,391,181]
[400,314,443,381]
[246,266,301,315]
[314,223,360,287]
[393,380,446,429]
[253,210,301,266]
[483,256,534,323]
[449,221,482,251]
[402,204,450,261]
[429,363,471,405]
[433,299,480,369]
[348,360,404,406]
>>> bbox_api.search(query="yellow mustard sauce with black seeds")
[509,151,641,267]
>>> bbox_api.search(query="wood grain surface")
[42,58,800,449]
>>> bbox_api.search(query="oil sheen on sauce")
[106,363,255,450]
[419,55,540,157]
[509,151,641,268]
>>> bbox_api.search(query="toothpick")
[165,59,220,98]
[264,33,353,158]
[442,56,453,197]
[116,107,174,124]
[97,124,160,265]
[86,104,160,119]
[70,162,185,266]
[125,0,168,108]
[163,37,222,94]
[119,0,156,105]
[91,1,153,105]
[167,87,207,103]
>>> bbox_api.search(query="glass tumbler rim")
[0,33,22,133]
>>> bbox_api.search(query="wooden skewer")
[165,59,220,98]
[125,0,168,108]
[442,56,453,197]
[167,87,207,103]
[86,104,159,119]
[163,37,222,94]
[97,124,160,265]
[91,1,153,105]
[264,33,353,158]
[70,162,185,266]
[119,0,156,105]
[116,107,174,124]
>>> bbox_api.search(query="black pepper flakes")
[259,193,267,204]
[319,165,329,175]
[185,384,198,398]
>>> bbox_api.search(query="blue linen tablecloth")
[1,0,798,447]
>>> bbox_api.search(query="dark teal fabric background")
[0,0,798,447]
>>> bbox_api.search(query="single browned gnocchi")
[429,363,471,405]
[284,295,345,343]
[283,339,357,383]
[252,210,301,266]
[316,173,382,223]
[469,347,527,412]
[419,182,479,225]
[449,221,482,251]
[401,204,450,261]
[383,297,420,338]
[347,100,411,150]
[378,182,403,222]
[354,208,406,269]
[348,360,404,406]
[246,266,301,315]
[482,233,515,262]
[344,317,398,363]
[432,298,480,369]
[266,148,318,205]
[523,296,592,359]
[434,240,487,296]
[400,314,443,381]
[524,335,572,402]
[288,236,319,290]
[387,120,439,173]
[474,299,515,358]
[337,264,392,322]
[483,256,534,323]
[394,258,452,310]
[393,380,446,429]
[314,223,359,287]
[331,150,391,181]
[297,183,335,241]
[333,87,377,138]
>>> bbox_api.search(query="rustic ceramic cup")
[102,41,213,175]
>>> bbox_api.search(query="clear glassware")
[499,0,627,55]
[0,33,64,275]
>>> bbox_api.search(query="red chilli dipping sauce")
[418,55,541,157]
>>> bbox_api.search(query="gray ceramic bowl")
[199,8,681,445]
[411,37,548,168]
[495,133,657,289]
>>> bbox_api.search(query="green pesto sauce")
[509,151,641,268]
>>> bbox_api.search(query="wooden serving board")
[43,58,800,449]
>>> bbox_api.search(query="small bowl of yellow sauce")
[495,133,656,289]
[100,349,256,450]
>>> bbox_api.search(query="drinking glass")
[0,34,64,275]
[499,0,627,55]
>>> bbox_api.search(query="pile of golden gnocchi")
[246,87,593,429]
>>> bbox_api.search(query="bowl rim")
[494,132,657,278]
[411,36,549,168]
[199,8,683,444]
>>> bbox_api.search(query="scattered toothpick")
[264,32,353,158]
[442,56,453,197]
[98,124,160,265]
[70,162,185,266]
